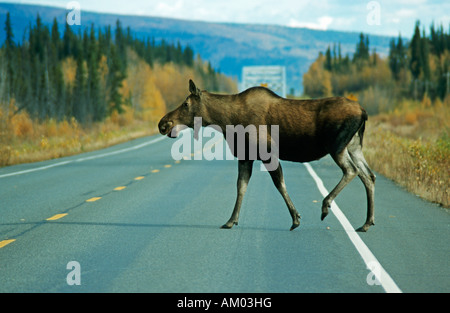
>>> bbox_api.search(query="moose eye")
[183,102,188,108]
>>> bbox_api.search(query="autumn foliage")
[0,13,237,166]
[303,27,450,207]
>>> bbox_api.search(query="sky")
[2,0,450,37]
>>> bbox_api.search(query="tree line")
[304,21,450,112]
[0,12,227,125]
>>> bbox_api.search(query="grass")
[0,107,158,167]
[363,96,449,208]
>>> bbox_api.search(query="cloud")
[153,0,185,17]
[288,16,334,30]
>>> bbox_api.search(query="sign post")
[241,66,287,98]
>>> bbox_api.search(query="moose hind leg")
[322,148,358,221]
[266,162,301,231]
[348,145,376,232]
[221,160,254,229]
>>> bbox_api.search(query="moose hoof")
[356,222,374,232]
[321,202,330,221]
[221,221,237,229]
[290,214,301,231]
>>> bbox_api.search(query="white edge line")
[0,160,73,178]
[304,162,402,293]
[74,136,166,162]
[0,136,166,179]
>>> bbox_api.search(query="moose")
[158,80,376,232]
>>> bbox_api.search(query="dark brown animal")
[159,80,376,231]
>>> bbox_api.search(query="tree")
[183,45,194,67]
[4,12,14,49]
[389,35,407,81]
[410,21,422,80]
[73,46,87,122]
[62,19,75,57]
[421,29,431,83]
[325,45,332,71]
[108,44,125,114]
[354,33,370,62]
[303,53,332,97]
[87,24,105,121]
[2,12,15,104]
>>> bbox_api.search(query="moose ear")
[189,79,201,96]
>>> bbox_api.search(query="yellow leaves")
[40,136,49,149]
[153,62,195,110]
[61,56,77,90]
[125,50,167,122]
[10,110,34,138]
[98,54,109,88]
[303,55,332,97]
[364,106,449,208]
[110,106,134,127]
[346,94,358,101]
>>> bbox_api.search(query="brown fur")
[159,80,375,232]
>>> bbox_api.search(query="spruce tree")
[108,44,125,115]
[410,21,422,80]
[325,46,332,71]
[4,12,14,49]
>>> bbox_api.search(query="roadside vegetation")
[303,22,449,207]
[364,97,449,207]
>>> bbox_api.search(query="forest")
[0,12,237,166]
[303,21,450,113]
[303,21,449,207]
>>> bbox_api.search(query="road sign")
[241,66,287,97]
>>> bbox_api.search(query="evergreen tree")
[62,19,75,57]
[183,45,194,67]
[410,21,422,80]
[354,33,370,62]
[389,38,398,79]
[108,44,125,114]
[114,19,127,71]
[389,35,406,81]
[325,45,332,71]
[421,29,431,92]
[2,12,15,104]
[73,50,87,122]
[87,24,105,121]
[4,12,14,49]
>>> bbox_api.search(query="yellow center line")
[175,160,181,164]
[135,176,145,180]
[151,169,160,173]
[46,213,68,221]
[0,239,16,249]
[164,164,172,168]
[114,186,126,191]
[86,197,102,202]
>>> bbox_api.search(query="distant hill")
[0,2,394,94]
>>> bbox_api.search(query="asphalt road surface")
[0,132,448,293]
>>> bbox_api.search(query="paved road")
[0,132,448,293]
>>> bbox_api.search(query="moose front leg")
[266,162,301,231]
[221,160,254,229]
